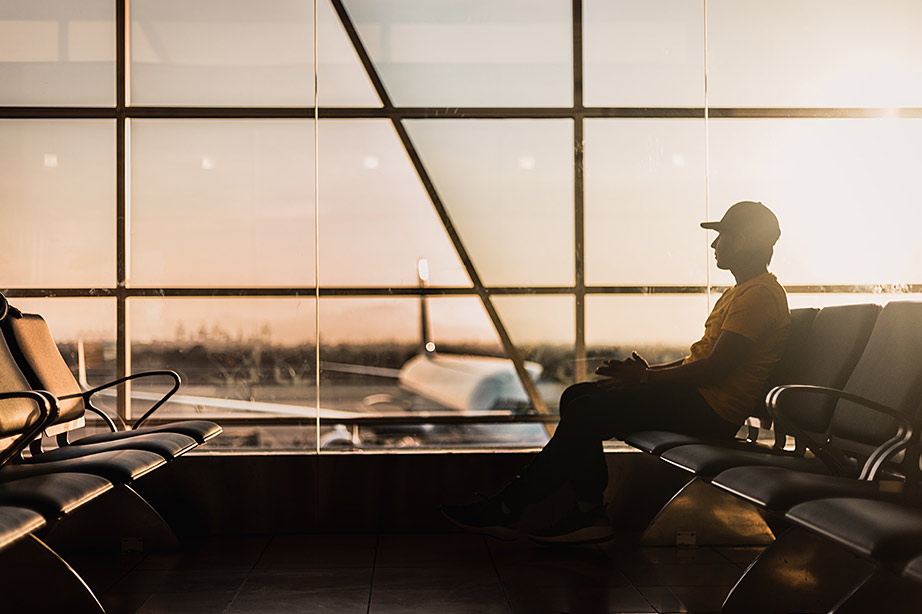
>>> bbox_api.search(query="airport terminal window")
[345,0,573,107]
[708,118,922,286]
[582,0,704,107]
[317,119,471,288]
[0,0,115,106]
[129,119,316,287]
[404,119,575,287]
[0,120,115,288]
[583,119,707,286]
[586,295,710,365]
[707,0,922,108]
[3,0,922,452]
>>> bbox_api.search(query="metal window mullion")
[115,0,130,422]
[573,0,586,383]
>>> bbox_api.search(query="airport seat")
[786,497,922,574]
[0,472,113,520]
[625,305,858,456]
[659,301,898,480]
[0,505,45,553]
[635,303,886,548]
[0,313,176,485]
[0,298,222,451]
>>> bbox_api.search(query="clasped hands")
[595,351,649,390]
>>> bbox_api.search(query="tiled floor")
[67,534,763,614]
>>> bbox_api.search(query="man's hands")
[595,351,649,390]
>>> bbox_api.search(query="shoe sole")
[440,509,519,541]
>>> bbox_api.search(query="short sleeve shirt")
[684,273,790,425]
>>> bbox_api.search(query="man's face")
[711,231,743,270]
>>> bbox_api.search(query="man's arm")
[596,331,754,389]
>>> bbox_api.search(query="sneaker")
[441,497,520,540]
[528,505,614,545]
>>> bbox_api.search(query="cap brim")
[700,221,722,230]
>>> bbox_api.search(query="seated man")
[442,201,790,544]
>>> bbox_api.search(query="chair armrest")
[766,384,915,480]
[0,391,56,469]
[61,370,181,432]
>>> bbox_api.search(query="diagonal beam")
[329,0,550,416]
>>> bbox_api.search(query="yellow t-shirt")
[684,273,790,425]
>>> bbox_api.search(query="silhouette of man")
[443,201,790,544]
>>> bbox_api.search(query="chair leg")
[45,483,180,552]
[0,534,105,613]
[722,527,874,614]
[641,477,775,547]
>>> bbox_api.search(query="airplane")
[324,258,545,414]
[74,259,556,449]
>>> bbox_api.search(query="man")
[442,201,790,544]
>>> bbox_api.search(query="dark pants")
[502,381,739,510]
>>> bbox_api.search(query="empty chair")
[0,297,221,453]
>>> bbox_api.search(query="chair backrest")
[752,307,819,422]
[0,315,48,443]
[0,310,86,431]
[781,303,881,435]
[829,301,922,460]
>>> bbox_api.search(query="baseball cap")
[701,201,781,247]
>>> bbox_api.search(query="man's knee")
[559,381,601,417]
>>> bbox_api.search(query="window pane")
[584,0,704,107]
[405,120,574,286]
[709,0,922,107]
[709,118,922,286]
[586,294,709,364]
[131,0,379,107]
[0,120,115,287]
[492,294,572,405]
[129,120,315,287]
[585,119,707,286]
[318,120,469,287]
[131,297,317,450]
[0,0,115,106]
[318,296,546,448]
[344,0,572,107]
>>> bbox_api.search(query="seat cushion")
[0,449,166,485]
[0,506,45,552]
[712,465,902,512]
[660,443,830,479]
[31,432,197,462]
[787,497,922,570]
[75,420,222,446]
[0,473,113,519]
[624,431,705,455]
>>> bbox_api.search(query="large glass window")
[405,119,574,287]
[0,0,115,106]
[0,120,115,288]
[4,1,922,453]
[708,0,922,107]
[344,0,572,107]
